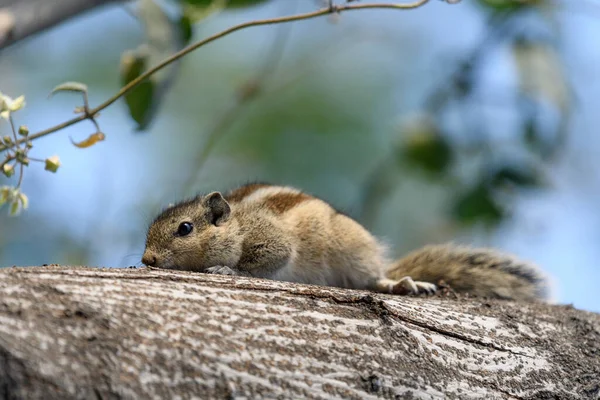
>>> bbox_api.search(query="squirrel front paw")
[205,265,237,275]
[205,266,254,277]
[392,276,437,296]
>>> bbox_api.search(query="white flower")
[0,92,26,119]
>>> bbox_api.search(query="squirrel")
[142,183,550,301]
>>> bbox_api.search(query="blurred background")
[1,0,598,312]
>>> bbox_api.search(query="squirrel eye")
[176,222,193,236]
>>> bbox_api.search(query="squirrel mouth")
[149,257,175,270]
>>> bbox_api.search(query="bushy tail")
[385,244,551,302]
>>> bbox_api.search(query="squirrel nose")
[141,252,157,267]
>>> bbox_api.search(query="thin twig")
[8,116,18,143]
[7,115,25,188]
[16,163,23,188]
[0,0,430,152]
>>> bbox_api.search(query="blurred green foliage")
[0,0,572,257]
[476,0,543,11]
[453,183,504,226]
[121,53,154,128]
[182,0,270,7]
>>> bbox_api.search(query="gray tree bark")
[0,0,124,49]
[0,266,599,399]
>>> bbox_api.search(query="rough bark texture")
[0,266,598,399]
[0,0,123,49]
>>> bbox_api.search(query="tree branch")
[1,266,598,398]
[0,0,124,50]
[0,0,431,152]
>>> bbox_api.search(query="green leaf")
[512,38,569,114]
[491,165,542,188]
[179,15,193,46]
[49,81,88,96]
[181,0,226,23]
[3,188,28,216]
[476,0,543,11]
[216,0,271,7]
[452,184,504,225]
[181,0,271,23]
[402,133,452,176]
[182,0,270,8]
[9,200,19,216]
[522,114,556,159]
[120,51,155,129]
[524,117,539,149]
[0,186,10,205]
[398,114,452,177]
[70,132,106,149]
[181,0,215,5]
[120,0,187,130]
[18,192,28,210]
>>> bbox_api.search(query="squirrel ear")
[203,192,231,226]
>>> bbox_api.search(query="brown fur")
[386,244,550,301]
[225,183,270,203]
[264,192,311,214]
[142,192,243,272]
[142,184,550,301]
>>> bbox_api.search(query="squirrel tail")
[385,244,552,302]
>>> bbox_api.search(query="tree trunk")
[0,266,598,399]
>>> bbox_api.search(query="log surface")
[0,266,599,399]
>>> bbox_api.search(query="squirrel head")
[142,192,241,271]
